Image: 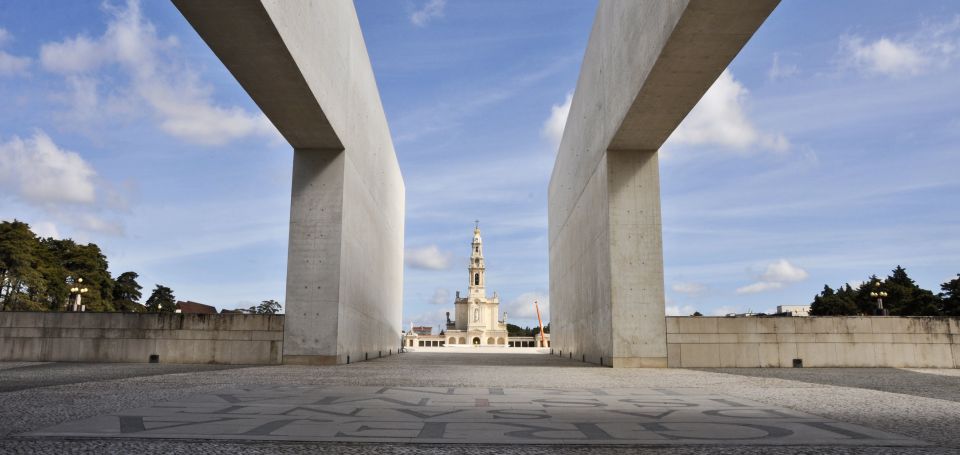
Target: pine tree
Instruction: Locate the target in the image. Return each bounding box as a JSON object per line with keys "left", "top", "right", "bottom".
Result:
{"left": 883, "top": 266, "right": 941, "bottom": 316}
{"left": 145, "top": 285, "right": 176, "bottom": 313}
{"left": 810, "top": 284, "right": 858, "bottom": 316}
{"left": 113, "top": 272, "right": 144, "bottom": 312}
{"left": 939, "top": 274, "right": 960, "bottom": 316}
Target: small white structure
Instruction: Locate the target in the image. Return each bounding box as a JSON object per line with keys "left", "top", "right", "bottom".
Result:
{"left": 777, "top": 305, "right": 811, "bottom": 316}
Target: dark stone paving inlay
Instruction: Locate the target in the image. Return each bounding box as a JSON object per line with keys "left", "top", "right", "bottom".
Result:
{"left": 24, "top": 386, "right": 924, "bottom": 445}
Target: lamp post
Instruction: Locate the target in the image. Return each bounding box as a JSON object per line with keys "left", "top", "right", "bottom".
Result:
{"left": 869, "top": 282, "right": 888, "bottom": 316}
{"left": 69, "top": 277, "right": 89, "bottom": 312}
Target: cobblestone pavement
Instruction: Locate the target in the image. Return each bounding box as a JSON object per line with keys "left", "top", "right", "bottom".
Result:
{"left": 1, "top": 352, "right": 958, "bottom": 454}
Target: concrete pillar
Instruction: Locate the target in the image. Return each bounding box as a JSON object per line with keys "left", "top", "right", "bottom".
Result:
{"left": 607, "top": 150, "right": 665, "bottom": 367}
{"left": 282, "top": 149, "right": 344, "bottom": 364}
{"left": 548, "top": 0, "right": 778, "bottom": 367}
{"left": 174, "top": 0, "right": 404, "bottom": 365}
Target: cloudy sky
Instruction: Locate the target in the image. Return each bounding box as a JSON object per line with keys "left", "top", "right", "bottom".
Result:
{"left": 1, "top": 1, "right": 958, "bottom": 330}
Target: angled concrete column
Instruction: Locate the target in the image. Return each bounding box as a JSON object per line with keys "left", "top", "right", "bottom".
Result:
{"left": 549, "top": 0, "right": 778, "bottom": 367}
{"left": 174, "top": 0, "right": 404, "bottom": 364}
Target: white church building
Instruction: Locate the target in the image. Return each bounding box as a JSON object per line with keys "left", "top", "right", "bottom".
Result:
{"left": 404, "top": 224, "right": 549, "bottom": 349}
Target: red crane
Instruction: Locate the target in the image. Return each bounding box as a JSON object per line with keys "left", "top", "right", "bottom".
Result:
{"left": 534, "top": 300, "right": 546, "bottom": 347}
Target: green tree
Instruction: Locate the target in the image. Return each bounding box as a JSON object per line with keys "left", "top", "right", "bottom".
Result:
{"left": 809, "top": 284, "right": 858, "bottom": 316}
{"left": 248, "top": 299, "right": 281, "bottom": 314}
{"left": 938, "top": 274, "right": 960, "bottom": 317}
{"left": 882, "top": 266, "right": 941, "bottom": 316}
{"left": 29, "top": 241, "right": 68, "bottom": 311}
{"left": 50, "top": 240, "right": 114, "bottom": 312}
{"left": 112, "top": 271, "right": 144, "bottom": 312}
{"left": 145, "top": 285, "right": 176, "bottom": 313}
{"left": 0, "top": 220, "right": 42, "bottom": 311}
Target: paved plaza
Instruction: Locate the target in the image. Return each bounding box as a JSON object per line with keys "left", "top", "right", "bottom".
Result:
{"left": 2, "top": 352, "right": 959, "bottom": 453}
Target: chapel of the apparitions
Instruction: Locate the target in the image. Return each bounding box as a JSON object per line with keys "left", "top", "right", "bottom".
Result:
{"left": 403, "top": 225, "right": 550, "bottom": 349}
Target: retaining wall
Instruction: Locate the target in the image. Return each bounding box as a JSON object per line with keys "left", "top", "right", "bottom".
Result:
{"left": 667, "top": 316, "right": 960, "bottom": 368}
{"left": 0, "top": 312, "right": 283, "bottom": 364}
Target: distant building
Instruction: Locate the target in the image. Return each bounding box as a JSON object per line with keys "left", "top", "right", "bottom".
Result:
{"left": 412, "top": 326, "right": 433, "bottom": 336}
{"left": 404, "top": 224, "right": 550, "bottom": 349}
{"left": 777, "top": 305, "right": 811, "bottom": 316}
{"left": 175, "top": 301, "right": 217, "bottom": 314}
{"left": 724, "top": 311, "right": 759, "bottom": 317}
{"left": 220, "top": 308, "right": 251, "bottom": 314}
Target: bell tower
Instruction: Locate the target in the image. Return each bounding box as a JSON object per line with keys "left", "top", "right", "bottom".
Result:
{"left": 468, "top": 220, "right": 485, "bottom": 299}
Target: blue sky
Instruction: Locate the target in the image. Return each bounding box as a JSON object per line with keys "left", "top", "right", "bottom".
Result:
{"left": 0, "top": 1, "right": 958, "bottom": 330}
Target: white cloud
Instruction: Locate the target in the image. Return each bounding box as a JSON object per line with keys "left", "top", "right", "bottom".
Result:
{"left": 0, "top": 28, "right": 30, "bottom": 76}
{"left": 411, "top": 0, "right": 446, "bottom": 27}
{"left": 735, "top": 281, "right": 783, "bottom": 294}
{"left": 38, "top": 0, "right": 278, "bottom": 146}
{"left": 671, "top": 282, "right": 706, "bottom": 296}
{"left": 736, "top": 259, "right": 808, "bottom": 294}
{"left": 429, "top": 288, "right": 450, "bottom": 305}
{"left": 32, "top": 221, "right": 61, "bottom": 239}
{"left": 761, "top": 259, "right": 809, "bottom": 283}
{"left": 502, "top": 292, "right": 549, "bottom": 322}
{"left": 0, "top": 131, "right": 129, "bottom": 237}
{"left": 76, "top": 213, "right": 125, "bottom": 236}
{"left": 839, "top": 16, "right": 960, "bottom": 78}
{"left": 0, "top": 131, "right": 97, "bottom": 205}
{"left": 40, "top": 35, "right": 104, "bottom": 74}
{"left": 405, "top": 245, "right": 452, "bottom": 270}
{"left": 841, "top": 36, "right": 926, "bottom": 77}
{"left": 768, "top": 52, "right": 798, "bottom": 81}
{"left": 541, "top": 92, "right": 572, "bottom": 148}
{"left": 668, "top": 70, "right": 789, "bottom": 153}
{"left": 0, "top": 51, "right": 30, "bottom": 76}
{"left": 665, "top": 304, "right": 698, "bottom": 316}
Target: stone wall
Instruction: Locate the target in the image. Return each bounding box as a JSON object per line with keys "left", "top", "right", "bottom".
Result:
{"left": 666, "top": 316, "right": 960, "bottom": 368}
{"left": 0, "top": 312, "right": 283, "bottom": 364}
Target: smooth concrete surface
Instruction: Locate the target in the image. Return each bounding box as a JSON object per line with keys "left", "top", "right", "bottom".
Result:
{"left": 548, "top": 0, "right": 779, "bottom": 367}
{"left": 5, "top": 353, "right": 958, "bottom": 453}
{"left": 666, "top": 316, "right": 960, "bottom": 368}
{"left": 174, "top": 1, "right": 404, "bottom": 365}
{"left": 0, "top": 312, "right": 283, "bottom": 364}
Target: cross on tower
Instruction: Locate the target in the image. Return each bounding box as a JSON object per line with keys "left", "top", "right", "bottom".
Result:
{"left": 474, "top": 219, "right": 479, "bottom": 230}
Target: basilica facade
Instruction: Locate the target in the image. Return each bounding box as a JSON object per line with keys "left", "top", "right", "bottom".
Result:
{"left": 443, "top": 224, "right": 509, "bottom": 345}
{"left": 404, "top": 225, "right": 550, "bottom": 348}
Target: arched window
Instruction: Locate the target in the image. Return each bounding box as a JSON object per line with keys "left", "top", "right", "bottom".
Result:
{"left": 475, "top": 247, "right": 478, "bottom": 253}
{"left": 474, "top": 273, "right": 479, "bottom": 286}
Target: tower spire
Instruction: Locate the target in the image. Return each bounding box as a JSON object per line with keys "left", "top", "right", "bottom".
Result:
{"left": 469, "top": 222, "right": 485, "bottom": 297}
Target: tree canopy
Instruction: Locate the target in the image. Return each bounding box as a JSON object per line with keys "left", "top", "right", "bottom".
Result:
{"left": 248, "top": 299, "right": 281, "bottom": 314}
{"left": 810, "top": 266, "right": 956, "bottom": 316}
{"left": 0, "top": 220, "right": 139, "bottom": 312}
{"left": 0, "top": 219, "right": 284, "bottom": 314}
{"left": 507, "top": 323, "right": 549, "bottom": 336}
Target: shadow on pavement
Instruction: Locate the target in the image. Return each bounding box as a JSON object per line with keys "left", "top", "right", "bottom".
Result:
{"left": 700, "top": 367, "right": 960, "bottom": 402}
{"left": 0, "top": 362, "right": 248, "bottom": 393}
